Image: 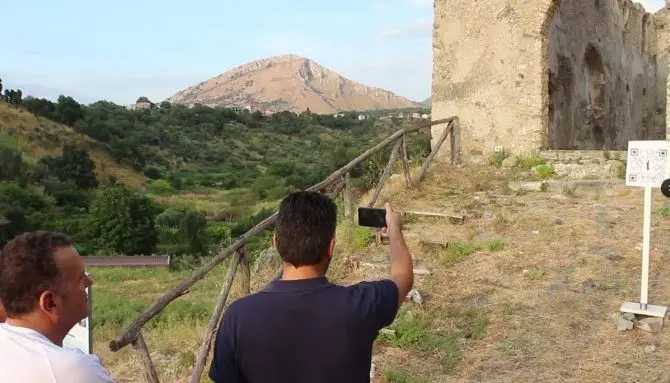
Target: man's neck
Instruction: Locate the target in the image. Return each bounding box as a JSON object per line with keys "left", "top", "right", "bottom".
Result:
{"left": 280, "top": 264, "right": 325, "bottom": 281}
{"left": 6, "top": 315, "right": 66, "bottom": 346}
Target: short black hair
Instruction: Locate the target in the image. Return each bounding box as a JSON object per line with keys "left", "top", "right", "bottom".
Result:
{"left": 0, "top": 231, "right": 72, "bottom": 316}
{"left": 275, "top": 191, "right": 337, "bottom": 267}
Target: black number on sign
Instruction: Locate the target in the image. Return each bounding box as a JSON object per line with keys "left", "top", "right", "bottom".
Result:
{"left": 647, "top": 161, "right": 650, "bottom": 171}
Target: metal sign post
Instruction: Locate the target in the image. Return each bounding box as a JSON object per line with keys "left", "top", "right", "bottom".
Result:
{"left": 620, "top": 141, "right": 669, "bottom": 318}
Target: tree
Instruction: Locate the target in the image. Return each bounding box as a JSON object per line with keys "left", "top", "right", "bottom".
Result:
{"left": 4, "top": 89, "right": 22, "bottom": 106}
{"left": 21, "top": 96, "right": 57, "bottom": 120}
{"left": 88, "top": 184, "right": 157, "bottom": 255}
{"left": 12, "top": 89, "right": 21, "bottom": 106}
{"left": 0, "top": 77, "right": 3, "bottom": 98}
{"left": 0, "top": 146, "right": 22, "bottom": 181}
{"left": 58, "top": 144, "right": 98, "bottom": 189}
{"left": 180, "top": 211, "right": 208, "bottom": 257}
{"left": 0, "top": 182, "right": 51, "bottom": 246}
{"left": 37, "top": 144, "right": 98, "bottom": 189}
{"left": 56, "top": 95, "right": 83, "bottom": 126}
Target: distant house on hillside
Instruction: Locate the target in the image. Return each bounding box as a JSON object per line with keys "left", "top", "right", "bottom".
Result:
{"left": 135, "top": 97, "right": 155, "bottom": 109}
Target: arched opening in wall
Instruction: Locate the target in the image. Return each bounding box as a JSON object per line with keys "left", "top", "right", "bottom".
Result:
{"left": 540, "top": 0, "right": 560, "bottom": 149}
{"left": 541, "top": 0, "right": 625, "bottom": 150}
{"left": 583, "top": 43, "right": 607, "bottom": 149}
{"left": 540, "top": 0, "right": 667, "bottom": 153}
{"left": 542, "top": 0, "right": 579, "bottom": 149}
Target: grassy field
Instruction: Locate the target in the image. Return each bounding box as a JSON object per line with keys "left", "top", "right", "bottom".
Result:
{"left": 90, "top": 158, "right": 670, "bottom": 382}
{"left": 90, "top": 264, "right": 228, "bottom": 382}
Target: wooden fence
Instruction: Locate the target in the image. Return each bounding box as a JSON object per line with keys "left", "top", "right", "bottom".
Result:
{"left": 107, "top": 116, "right": 460, "bottom": 383}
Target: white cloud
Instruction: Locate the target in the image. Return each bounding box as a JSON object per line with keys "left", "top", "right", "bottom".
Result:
{"left": 377, "top": 19, "right": 433, "bottom": 41}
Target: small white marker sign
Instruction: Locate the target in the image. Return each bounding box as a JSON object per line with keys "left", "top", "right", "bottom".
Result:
{"left": 625, "top": 140, "right": 670, "bottom": 188}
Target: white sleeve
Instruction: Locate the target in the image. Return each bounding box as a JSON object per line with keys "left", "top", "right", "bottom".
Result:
{"left": 63, "top": 353, "right": 117, "bottom": 383}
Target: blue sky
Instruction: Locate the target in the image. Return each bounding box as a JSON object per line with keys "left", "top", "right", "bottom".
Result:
{"left": 1, "top": 0, "right": 665, "bottom": 105}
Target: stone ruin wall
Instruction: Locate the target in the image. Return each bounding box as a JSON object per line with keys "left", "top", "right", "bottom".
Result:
{"left": 431, "top": 0, "right": 670, "bottom": 164}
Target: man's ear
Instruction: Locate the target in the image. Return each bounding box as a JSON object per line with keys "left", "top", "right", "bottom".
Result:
{"left": 0, "top": 301, "right": 7, "bottom": 323}
{"left": 327, "top": 237, "right": 336, "bottom": 258}
{"left": 38, "top": 290, "right": 59, "bottom": 321}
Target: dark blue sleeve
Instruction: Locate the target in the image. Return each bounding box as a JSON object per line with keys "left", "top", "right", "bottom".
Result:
{"left": 349, "top": 279, "right": 400, "bottom": 329}
{"left": 209, "top": 310, "right": 246, "bottom": 383}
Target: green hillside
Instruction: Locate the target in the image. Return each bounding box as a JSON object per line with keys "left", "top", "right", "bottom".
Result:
{"left": 0, "top": 88, "right": 432, "bottom": 264}
{"left": 0, "top": 102, "right": 146, "bottom": 188}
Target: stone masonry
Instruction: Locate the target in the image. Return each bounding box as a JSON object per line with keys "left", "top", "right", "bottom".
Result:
{"left": 431, "top": 0, "right": 670, "bottom": 164}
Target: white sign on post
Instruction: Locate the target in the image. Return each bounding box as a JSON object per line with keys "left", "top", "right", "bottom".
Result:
{"left": 63, "top": 277, "right": 92, "bottom": 354}
{"left": 621, "top": 140, "right": 670, "bottom": 318}
{"left": 625, "top": 141, "right": 669, "bottom": 188}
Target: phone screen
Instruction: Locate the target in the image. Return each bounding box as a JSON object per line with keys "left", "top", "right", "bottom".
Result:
{"left": 358, "top": 207, "right": 386, "bottom": 228}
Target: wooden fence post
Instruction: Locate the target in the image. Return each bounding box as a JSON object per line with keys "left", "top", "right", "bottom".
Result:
{"left": 368, "top": 139, "right": 402, "bottom": 208}
{"left": 331, "top": 178, "right": 345, "bottom": 198}
{"left": 401, "top": 134, "right": 411, "bottom": 187}
{"left": 238, "top": 246, "right": 250, "bottom": 295}
{"left": 344, "top": 172, "right": 353, "bottom": 224}
{"left": 132, "top": 332, "right": 160, "bottom": 383}
{"left": 413, "top": 120, "right": 453, "bottom": 184}
{"left": 450, "top": 118, "right": 461, "bottom": 165}
{"left": 189, "top": 251, "right": 242, "bottom": 383}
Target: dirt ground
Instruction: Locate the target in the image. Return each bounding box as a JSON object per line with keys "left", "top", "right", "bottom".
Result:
{"left": 347, "top": 164, "right": 670, "bottom": 383}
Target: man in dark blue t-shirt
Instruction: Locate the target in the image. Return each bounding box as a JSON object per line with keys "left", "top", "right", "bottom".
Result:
{"left": 209, "top": 191, "right": 414, "bottom": 383}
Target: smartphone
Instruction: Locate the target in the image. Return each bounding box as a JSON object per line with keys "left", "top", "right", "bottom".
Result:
{"left": 358, "top": 207, "right": 386, "bottom": 228}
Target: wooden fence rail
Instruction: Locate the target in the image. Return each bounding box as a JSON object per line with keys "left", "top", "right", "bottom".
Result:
{"left": 108, "top": 116, "right": 459, "bottom": 382}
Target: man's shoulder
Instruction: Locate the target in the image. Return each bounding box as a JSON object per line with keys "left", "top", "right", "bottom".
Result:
{"left": 222, "top": 290, "right": 269, "bottom": 318}
{"left": 0, "top": 324, "right": 116, "bottom": 382}
{"left": 56, "top": 349, "right": 117, "bottom": 382}
{"left": 35, "top": 343, "right": 115, "bottom": 382}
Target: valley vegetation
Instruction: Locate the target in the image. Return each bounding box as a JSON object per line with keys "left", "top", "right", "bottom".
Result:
{"left": 0, "top": 78, "right": 431, "bottom": 267}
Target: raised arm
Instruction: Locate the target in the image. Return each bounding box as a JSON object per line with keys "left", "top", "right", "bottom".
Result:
{"left": 384, "top": 203, "right": 414, "bottom": 308}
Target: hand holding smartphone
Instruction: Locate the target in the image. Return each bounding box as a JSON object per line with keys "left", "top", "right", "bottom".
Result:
{"left": 359, "top": 203, "right": 413, "bottom": 307}
{"left": 357, "top": 207, "right": 387, "bottom": 228}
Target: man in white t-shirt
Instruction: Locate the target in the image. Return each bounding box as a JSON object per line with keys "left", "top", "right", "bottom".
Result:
{"left": 0, "top": 231, "right": 116, "bottom": 382}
